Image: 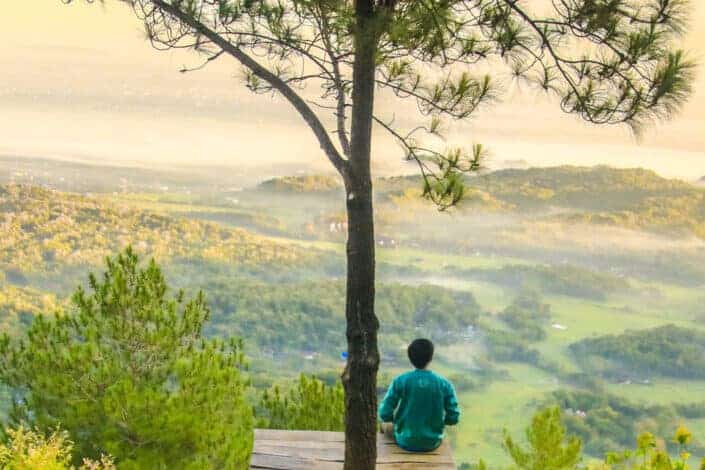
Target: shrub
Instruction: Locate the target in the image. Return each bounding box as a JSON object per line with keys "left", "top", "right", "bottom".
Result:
{"left": 0, "top": 427, "right": 113, "bottom": 470}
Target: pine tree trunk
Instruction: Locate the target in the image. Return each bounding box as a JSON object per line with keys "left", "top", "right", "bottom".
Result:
{"left": 342, "top": 0, "right": 380, "bottom": 467}
{"left": 342, "top": 175, "right": 379, "bottom": 470}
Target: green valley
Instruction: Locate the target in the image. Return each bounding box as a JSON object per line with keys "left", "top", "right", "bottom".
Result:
{"left": 2, "top": 161, "right": 705, "bottom": 468}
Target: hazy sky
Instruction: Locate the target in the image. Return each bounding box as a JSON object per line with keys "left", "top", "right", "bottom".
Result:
{"left": 2, "top": 1, "right": 704, "bottom": 179}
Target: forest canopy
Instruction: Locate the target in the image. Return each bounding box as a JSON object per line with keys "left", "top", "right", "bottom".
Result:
{"left": 570, "top": 325, "right": 705, "bottom": 380}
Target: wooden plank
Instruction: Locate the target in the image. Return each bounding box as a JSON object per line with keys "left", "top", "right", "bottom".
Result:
{"left": 254, "top": 429, "right": 345, "bottom": 442}
{"left": 254, "top": 440, "right": 345, "bottom": 451}
{"left": 250, "top": 453, "right": 342, "bottom": 470}
{"left": 253, "top": 444, "right": 344, "bottom": 462}
{"left": 378, "top": 442, "right": 450, "bottom": 456}
{"left": 251, "top": 430, "right": 345, "bottom": 470}
{"left": 377, "top": 463, "right": 456, "bottom": 469}
{"left": 377, "top": 433, "right": 454, "bottom": 463}
{"left": 377, "top": 455, "right": 455, "bottom": 464}
{"left": 250, "top": 429, "right": 455, "bottom": 469}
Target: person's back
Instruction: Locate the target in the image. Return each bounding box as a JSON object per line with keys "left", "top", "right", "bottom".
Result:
{"left": 378, "top": 339, "right": 460, "bottom": 452}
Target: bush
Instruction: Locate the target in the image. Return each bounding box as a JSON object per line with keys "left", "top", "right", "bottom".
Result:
{"left": 0, "top": 427, "right": 113, "bottom": 470}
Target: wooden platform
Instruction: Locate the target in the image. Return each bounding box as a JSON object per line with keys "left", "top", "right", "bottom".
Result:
{"left": 250, "top": 429, "right": 455, "bottom": 469}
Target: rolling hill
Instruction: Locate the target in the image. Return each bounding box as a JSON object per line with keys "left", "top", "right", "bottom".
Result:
{"left": 259, "top": 166, "right": 705, "bottom": 239}
{"left": 0, "top": 184, "right": 323, "bottom": 278}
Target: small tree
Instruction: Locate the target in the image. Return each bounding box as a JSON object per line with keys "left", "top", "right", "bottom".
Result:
{"left": 503, "top": 406, "right": 582, "bottom": 470}
{"left": 257, "top": 374, "right": 345, "bottom": 431}
{"left": 0, "top": 248, "right": 253, "bottom": 469}
{"left": 61, "top": 0, "right": 694, "bottom": 467}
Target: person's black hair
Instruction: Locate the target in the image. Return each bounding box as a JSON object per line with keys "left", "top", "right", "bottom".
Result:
{"left": 407, "top": 338, "right": 434, "bottom": 369}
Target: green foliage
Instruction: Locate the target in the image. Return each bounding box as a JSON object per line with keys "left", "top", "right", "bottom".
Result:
{"left": 498, "top": 292, "right": 551, "bottom": 342}
{"left": 599, "top": 426, "right": 697, "bottom": 470}
{"left": 484, "top": 328, "right": 541, "bottom": 364}
{"left": 503, "top": 406, "right": 582, "bottom": 470}
{"left": 477, "top": 166, "right": 705, "bottom": 240}
{"left": 0, "top": 284, "right": 62, "bottom": 337}
{"left": 203, "top": 280, "right": 480, "bottom": 352}
{"left": 0, "top": 249, "right": 253, "bottom": 469}
{"left": 421, "top": 145, "right": 486, "bottom": 210}
{"left": 258, "top": 175, "right": 343, "bottom": 193}
{"left": 470, "top": 167, "right": 696, "bottom": 212}
{"left": 505, "top": 408, "right": 705, "bottom": 470}
{"left": 470, "top": 264, "right": 630, "bottom": 301}
{"left": 0, "top": 427, "right": 114, "bottom": 470}
{"left": 0, "top": 184, "right": 320, "bottom": 277}
{"left": 552, "top": 390, "right": 705, "bottom": 458}
{"left": 570, "top": 325, "right": 705, "bottom": 380}
{"left": 0, "top": 387, "right": 9, "bottom": 424}
{"left": 257, "top": 375, "right": 344, "bottom": 431}
{"left": 374, "top": 166, "right": 705, "bottom": 243}
{"left": 481, "top": 293, "right": 563, "bottom": 374}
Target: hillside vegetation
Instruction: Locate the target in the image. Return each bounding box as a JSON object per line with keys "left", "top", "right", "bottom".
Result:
{"left": 571, "top": 325, "right": 705, "bottom": 380}
{"left": 0, "top": 184, "right": 321, "bottom": 275}
{"left": 3, "top": 163, "right": 705, "bottom": 467}
{"left": 202, "top": 281, "right": 480, "bottom": 352}
{"left": 258, "top": 175, "right": 343, "bottom": 193}
{"left": 261, "top": 166, "right": 705, "bottom": 239}
{"left": 0, "top": 284, "right": 62, "bottom": 337}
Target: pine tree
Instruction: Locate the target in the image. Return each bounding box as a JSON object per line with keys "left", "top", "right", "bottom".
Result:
{"left": 0, "top": 248, "right": 253, "bottom": 469}
{"left": 257, "top": 374, "right": 345, "bottom": 431}
{"left": 503, "top": 406, "right": 582, "bottom": 470}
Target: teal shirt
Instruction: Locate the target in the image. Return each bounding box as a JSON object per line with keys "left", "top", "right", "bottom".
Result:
{"left": 378, "top": 369, "right": 460, "bottom": 452}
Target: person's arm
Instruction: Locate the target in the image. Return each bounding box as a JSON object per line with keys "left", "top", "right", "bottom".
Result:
{"left": 443, "top": 381, "right": 460, "bottom": 426}
{"left": 378, "top": 378, "right": 401, "bottom": 423}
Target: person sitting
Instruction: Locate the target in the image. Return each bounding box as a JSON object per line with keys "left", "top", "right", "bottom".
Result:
{"left": 378, "top": 338, "right": 460, "bottom": 452}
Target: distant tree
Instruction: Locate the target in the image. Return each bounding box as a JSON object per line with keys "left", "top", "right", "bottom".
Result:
{"left": 257, "top": 374, "right": 345, "bottom": 431}
{"left": 62, "top": 0, "right": 694, "bottom": 466}
{"left": 570, "top": 324, "right": 705, "bottom": 380}
{"left": 503, "top": 406, "right": 582, "bottom": 470}
{"left": 0, "top": 249, "right": 253, "bottom": 469}
{"left": 499, "top": 291, "right": 550, "bottom": 342}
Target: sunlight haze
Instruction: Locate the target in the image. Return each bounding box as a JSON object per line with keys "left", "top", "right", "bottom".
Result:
{"left": 2, "top": 0, "right": 704, "bottom": 179}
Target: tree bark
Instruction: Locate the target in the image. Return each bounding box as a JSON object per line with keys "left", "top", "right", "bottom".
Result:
{"left": 342, "top": 0, "right": 380, "bottom": 468}
{"left": 342, "top": 175, "right": 378, "bottom": 470}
